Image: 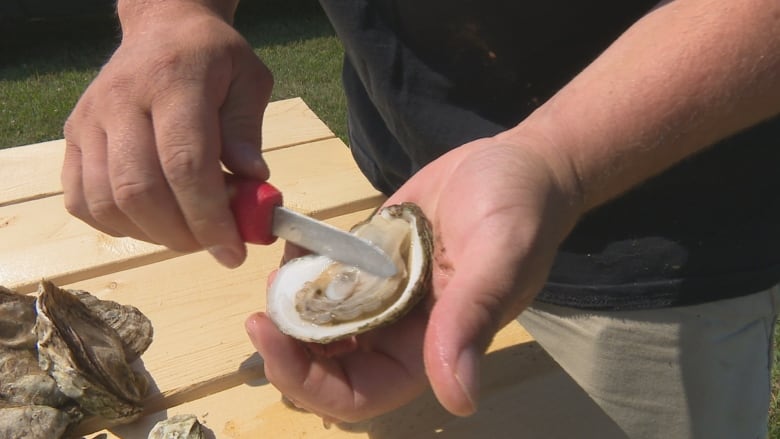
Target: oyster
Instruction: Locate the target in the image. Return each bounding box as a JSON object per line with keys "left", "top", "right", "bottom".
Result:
{"left": 267, "top": 203, "right": 433, "bottom": 343}
{"left": 36, "top": 280, "right": 150, "bottom": 420}
{"left": 0, "top": 404, "right": 73, "bottom": 439}
{"left": 0, "top": 281, "right": 154, "bottom": 438}
{"left": 148, "top": 414, "right": 205, "bottom": 439}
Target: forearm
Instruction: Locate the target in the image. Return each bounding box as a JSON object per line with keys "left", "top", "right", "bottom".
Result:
{"left": 117, "top": 0, "right": 240, "bottom": 34}
{"left": 507, "top": 0, "right": 780, "bottom": 212}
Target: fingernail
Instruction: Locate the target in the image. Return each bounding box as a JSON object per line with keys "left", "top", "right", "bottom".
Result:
{"left": 245, "top": 313, "right": 261, "bottom": 343}
{"left": 208, "top": 245, "right": 243, "bottom": 269}
{"left": 455, "top": 346, "right": 480, "bottom": 415}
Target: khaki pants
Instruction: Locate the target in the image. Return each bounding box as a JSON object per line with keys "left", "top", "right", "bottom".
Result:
{"left": 518, "top": 285, "right": 780, "bottom": 439}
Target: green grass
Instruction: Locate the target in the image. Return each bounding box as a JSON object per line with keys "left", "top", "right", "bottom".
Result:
{"left": 2, "top": 3, "right": 780, "bottom": 436}
{"left": 0, "top": 0, "right": 347, "bottom": 149}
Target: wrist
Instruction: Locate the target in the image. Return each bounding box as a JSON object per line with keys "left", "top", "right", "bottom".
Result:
{"left": 494, "top": 123, "right": 586, "bottom": 237}
{"left": 117, "top": 0, "right": 239, "bottom": 35}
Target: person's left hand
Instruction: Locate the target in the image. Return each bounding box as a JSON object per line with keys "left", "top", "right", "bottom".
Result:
{"left": 245, "top": 133, "right": 583, "bottom": 422}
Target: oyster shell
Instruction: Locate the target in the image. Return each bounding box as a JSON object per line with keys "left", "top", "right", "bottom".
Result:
{"left": 267, "top": 203, "right": 433, "bottom": 343}
{"left": 36, "top": 280, "right": 150, "bottom": 420}
{"left": 0, "top": 404, "right": 73, "bottom": 439}
{"left": 0, "top": 286, "right": 37, "bottom": 349}
{"left": 148, "top": 414, "right": 205, "bottom": 439}
{"left": 0, "top": 281, "right": 154, "bottom": 438}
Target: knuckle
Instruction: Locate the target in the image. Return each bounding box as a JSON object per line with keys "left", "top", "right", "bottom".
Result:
{"left": 160, "top": 147, "right": 200, "bottom": 187}
{"left": 112, "top": 179, "right": 154, "bottom": 213}
{"left": 147, "top": 51, "right": 187, "bottom": 85}
{"left": 63, "top": 194, "right": 87, "bottom": 219}
{"left": 63, "top": 116, "right": 77, "bottom": 140}
{"left": 145, "top": 51, "right": 204, "bottom": 99}
{"left": 88, "top": 197, "right": 122, "bottom": 225}
{"left": 105, "top": 71, "right": 135, "bottom": 97}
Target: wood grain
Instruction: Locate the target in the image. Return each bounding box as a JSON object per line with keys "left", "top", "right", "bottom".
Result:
{"left": 0, "top": 97, "right": 334, "bottom": 207}
{"left": 0, "top": 97, "right": 613, "bottom": 439}
{"left": 0, "top": 138, "right": 382, "bottom": 293}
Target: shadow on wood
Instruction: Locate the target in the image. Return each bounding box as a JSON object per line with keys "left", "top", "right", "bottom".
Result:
{"left": 337, "top": 341, "right": 628, "bottom": 439}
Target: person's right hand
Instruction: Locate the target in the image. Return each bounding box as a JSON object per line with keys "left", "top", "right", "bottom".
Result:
{"left": 62, "top": 2, "right": 273, "bottom": 268}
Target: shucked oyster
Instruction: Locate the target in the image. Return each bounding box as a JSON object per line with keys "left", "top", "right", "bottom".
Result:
{"left": 267, "top": 203, "right": 433, "bottom": 343}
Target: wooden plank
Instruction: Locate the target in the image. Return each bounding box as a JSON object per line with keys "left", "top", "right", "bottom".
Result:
{"left": 54, "top": 210, "right": 595, "bottom": 439}
{"left": 0, "top": 138, "right": 65, "bottom": 206}
{"left": 81, "top": 325, "right": 620, "bottom": 439}
{"left": 0, "top": 97, "right": 335, "bottom": 207}
{"left": 265, "top": 138, "right": 386, "bottom": 220}
{"left": 0, "top": 138, "right": 383, "bottom": 293}
{"left": 60, "top": 210, "right": 373, "bottom": 420}
{"left": 81, "top": 323, "right": 536, "bottom": 439}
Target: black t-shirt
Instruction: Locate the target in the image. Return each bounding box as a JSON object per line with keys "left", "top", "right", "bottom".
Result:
{"left": 318, "top": 0, "right": 780, "bottom": 309}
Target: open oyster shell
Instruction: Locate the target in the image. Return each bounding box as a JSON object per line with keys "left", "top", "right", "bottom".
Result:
{"left": 267, "top": 203, "right": 433, "bottom": 343}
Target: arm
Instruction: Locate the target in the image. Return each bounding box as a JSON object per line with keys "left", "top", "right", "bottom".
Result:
{"left": 62, "top": 0, "right": 273, "bottom": 267}
{"left": 511, "top": 0, "right": 780, "bottom": 211}
{"left": 247, "top": 0, "right": 780, "bottom": 421}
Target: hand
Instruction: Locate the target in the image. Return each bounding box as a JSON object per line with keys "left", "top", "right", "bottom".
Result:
{"left": 62, "top": 3, "right": 273, "bottom": 268}
{"left": 246, "top": 133, "right": 584, "bottom": 421}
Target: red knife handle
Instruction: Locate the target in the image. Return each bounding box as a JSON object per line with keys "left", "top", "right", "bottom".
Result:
{"left": 228, "top": 177, "right": 283, "bottom": 245}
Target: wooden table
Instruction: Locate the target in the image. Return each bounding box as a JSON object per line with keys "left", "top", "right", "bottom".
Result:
{"left": 0, "top": 98, "right": 624, "bottom": 438}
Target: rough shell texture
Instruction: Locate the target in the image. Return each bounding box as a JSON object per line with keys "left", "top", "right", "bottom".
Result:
{"left": 0, "top": 404, "right": 72, "bottom": 439}
{"left": 36, "top": 280, "right": 150, "bottom": 420}
{"left": 267, "top": 202, "right": 433, "bottom": 343}
{"left": 0, "top": 281, "right": 154, "bottom": 438}
{"left": 147, "top": 414, "right": 205, "bottom": 439}
{"left": 0, "top": 286, "right": 37, "bottom": 349}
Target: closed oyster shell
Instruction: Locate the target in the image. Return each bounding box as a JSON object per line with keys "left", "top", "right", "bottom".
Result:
{"left": 148, "top": 414, "right": 205, "bottom": 439}
{"left": 35, "top": 280, "right": 149, "bottom": 420}
{"left": 67, "top": 289, "right": 153, "bottom": 362}
{"left": 0, "top": 281, "right": 155, "bottom": 438}
{"left": 0, "top": 404, "right": 73, "bottom": 439}
{"left": 0, "top": 286, "right": 37, "bottom": 349}
{"left": 0, "top": 347, "right": 69, "bottom": 408}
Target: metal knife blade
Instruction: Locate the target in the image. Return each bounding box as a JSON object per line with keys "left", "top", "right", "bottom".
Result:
{"left": 271, "top": 207, "right": 397, "bottom": 278}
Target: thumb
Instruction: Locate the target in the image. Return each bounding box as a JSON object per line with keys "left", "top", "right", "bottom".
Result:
{"left": 423, "top": 269, "right": 507, "bottom": 417}
{"left": 219, "top": 62, "right": 273, "bottom": 180}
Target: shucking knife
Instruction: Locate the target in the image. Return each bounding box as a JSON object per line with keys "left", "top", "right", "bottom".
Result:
{"left": 228, "top": 177, "right": 397, "bottom": 278}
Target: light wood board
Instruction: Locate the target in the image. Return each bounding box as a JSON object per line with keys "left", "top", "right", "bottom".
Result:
{"left": 0, "top": 97, "right": 334, "bottom": 207}
{"left": 0, "top": 97, "right": 618, "bottom": 439}
{"left": 0, "top": 138, "right": 383, "bottom": 293}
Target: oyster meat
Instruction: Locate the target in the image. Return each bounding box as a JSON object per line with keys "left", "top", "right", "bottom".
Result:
{"left": 0, "top": 281, "right": 154, "bottom": 438}
{"left": 267, "top": 203, "right": 433, "bottom": 343}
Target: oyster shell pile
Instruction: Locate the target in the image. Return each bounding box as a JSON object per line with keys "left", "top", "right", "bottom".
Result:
{"left": 0, "top": 281, "right": 153, "bottom": 438}
{"left": 267, "top": 203, "right": 433, "bottom": 343}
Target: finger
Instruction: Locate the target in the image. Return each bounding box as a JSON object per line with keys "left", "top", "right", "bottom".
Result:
{"left": 247, "top": 311, "right": 426, "bottom": 422}
{"left": 245, "top": 312, "right": 317, "bottom": 395}
{"left": 303, "top": 337, "right": 358, "bottom": 358}
{"left": 153, "top": 89, "right": 246, "bottom": 268}
{"left": 106, "top": 108, "right": 199, "bottom": 251}
{"left": 265, "top": 269, "right": 278, "bottom": 289}
{"left": 422, "top": 237, "right": 520, "bottom": 417}
{"left": 62, "top": 131, "right": 105, "bottom": 231}
{"left": 77, "top": 125, "right": 149, "bottom": 240}
{"left": 219, "top": 59, "right": 273, "bottom": 181}
{"left": 281, "top": 242, "right": 311, "bottom": 264}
